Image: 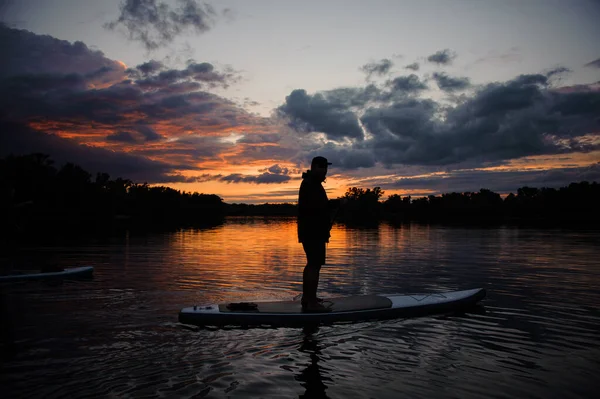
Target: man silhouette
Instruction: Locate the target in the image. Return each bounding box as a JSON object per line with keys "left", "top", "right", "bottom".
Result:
{"left": 297, "top": 156, "right": 334, "bottom": 312}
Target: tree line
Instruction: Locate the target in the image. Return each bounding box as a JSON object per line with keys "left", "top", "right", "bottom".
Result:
{"left": 1, "top": 154, "right": 598, "bottom": 244}
{"left": 339, "top": 184, "right": 600, "bottom": 226}
{"left": 1, "top": 154, "right": 225, "bottom": 241}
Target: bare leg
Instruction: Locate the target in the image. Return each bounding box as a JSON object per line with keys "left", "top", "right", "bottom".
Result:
{"left": 302, "top": 263, "right": 321, "bottom": 302}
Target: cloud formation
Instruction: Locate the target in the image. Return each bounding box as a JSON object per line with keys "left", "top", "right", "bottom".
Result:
{"left": 279, "top": 70, "right": 600, "bottom": 170}
{"left": 220, "top": 171, "right": 292, "bottom": 184}
{"left": 0, "top": 24, "right": 283, "bottom": 183}
{"left": 277, "top": 89, "right": 365, "bottom": 142}
{"left": 188, "top": 163, "right": 297, "bottom": 185}
{"left": 390, "top": 163, "right": 600, "bottom": 195}
{"left": 0, "top": 23, "right": 126, "bottom": 85}
{"left": 404, "top": 62, "right": 420, "bottom": 71}
{"left": 431, "top": 72, "right": 470, "bottom": 92}
{"left": 585, "top": 57, "right": 600, "bottom": 68}
{"left": 387, "top": 74, "right": 428, "bottom": 93}
{"left": 360, "top": 59, "right": 393, "bottom": 78}
{"left": 128, "top": 59, "right": 240, "bottom": 90}
{"left": 0, "top": 120, "right": 181, "bottom": 182}
{"left": 104, "top": 0, "right": 217, "bottom": 51}
{"left": 427, "top": 49, "right": 457, "bottom": 65}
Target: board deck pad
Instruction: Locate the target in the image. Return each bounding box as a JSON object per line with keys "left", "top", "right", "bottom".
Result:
{"left": 219, "top": 295, "right": 393, "bottom": 314}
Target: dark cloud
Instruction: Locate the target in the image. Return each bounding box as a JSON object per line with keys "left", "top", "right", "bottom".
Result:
{"left": 361, "top": 98, "right": 438, "bottom": 161}
{"left": 262, "top": 164, "right": 292, "bottom": 175}
{"left": 237, "top": 133, "right": 281, "bottom": 144}
{"left": 220, "top": 172, "right": 292, "bottom": 184}
{"left": 0, "top": 120, "right": 179, "bottom": 182}
{"left": 372, "top": 74, "right": 599, "bottom": 166}
{"left": 0, "top": 24, "right": 272, "bottom": 183}
{"left": 277, "top": 89, "right": 364, "bottom": 141}
{"left": 107, "top": 126, "right": 163, "bottom": 144}
{"left": 390, "top": 163, "right": 600, "bottom": 194}
{"left": 545, "top": 67, "right": 571, "bottom": 78}
{"left": 282, "top": 72, "right": 600, "bottom": 169}
{"left": 404, "top": 62, "right": 420, "bottom": 71}
{"left": 427, "top": 49, "right": 457, "bottom": 65}
{"left": 387, "top": 74, "right": 428, "bottom": 93}
{"left": 0, "top": 23, "right": 126, "bottom": 81}
{"left": 584, "top": 57, "right": 600, "bottom": 68}
{"left": 104, "top": 0, "right": 217, "bottom": 51}
{"left": 107, "top": 131, "right": 137, "bottom": 143}
{"left": 127, "top": 60, "right": 165, "bottom": 78}
{"left": 432, "top": 72, "right": 470, "bottom": 92}
{"left": 360, "top": 59, "right": 393, "bottom": 78}
{"left": 232, "top": 143, "right": 298, "bottom": 163}
{"left": 132, "top": 61, "right": 238, "bottom": 90}
{"left": 136, "top": 125, "right": 162, "bottom": 141}
{"left": 276, "top": 80, "right": 415, "bottom": 139}
{"left": 0, "top": 50, "right": 242, "bottom": 126}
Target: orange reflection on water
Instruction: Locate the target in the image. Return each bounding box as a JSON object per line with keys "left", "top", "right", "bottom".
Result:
{"left": 171, "top": 217, "right": 310, "bottom": 300}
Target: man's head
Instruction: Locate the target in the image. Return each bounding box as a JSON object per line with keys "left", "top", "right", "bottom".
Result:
{"left": 310, "top": 156, "right": 331, "bottom": 181}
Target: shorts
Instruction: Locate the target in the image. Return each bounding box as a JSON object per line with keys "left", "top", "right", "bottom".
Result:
{"left": 302, "top": 241, "right": 326, "bottom": 266}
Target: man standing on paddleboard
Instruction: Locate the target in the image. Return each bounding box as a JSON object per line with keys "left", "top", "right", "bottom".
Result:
{"left": 297, "top": 156, "right": 339, "bottom": 312}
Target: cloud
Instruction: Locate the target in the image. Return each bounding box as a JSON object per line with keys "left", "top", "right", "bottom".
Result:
{"left": 390, "top": 163, "right": 600, "bottom": 195}
{"left": 427, "top": 49, "right": 457, "bottom": 65}
{"left": 360, "top": 59, "right": 393, "bottom": 78}
{"left": 0, "top": 23, "right": 126, "bottom": 84}
{"left": 104, "top": 0, "right": 217, "bottom": 51}
{"left": 107, "top": 131, "right": 137, "bottom": 143}
{"left": 0, "top": 25, "right": 280, "bottom": 183}
{"left": 545, "top": 67, "right": 571, "bottom": 78}
{"left": 584, "top": 57, "right": 600, "bottom": 68}
{"left": 220, "top": 172, "right": 292, "bottom": 184}
{"left": 136, "top": 125, "right": 162, "bottom": 141}
{"left": 474, "top": 47, "right": 523, "bottom": 67}
{"left": 276, "top": 89, "right": 365, "bottom": 141}
{"left": 0, "top": 120, "right": 180, "bottom": 182}
{"left": 0, "top": 27, "right": 246, "bottom": 127}
{"left": 261, "top": 164, "right": 293, "bottom": 175}
{"left": 432, "top": 72, "right": 470, "bottom": 92}
{"left": 237, "top": 133, "right": 281, "bottom": 144}
{"left": 130, "top": 60, "right": 240, "bottom": 90}
{"left": 128, "top": 60, "right": 165, "bottom": 77}
{"left": 281, "top": 72, "right": 600, "bottom": 169}
{"left": 387, "top": 74, "right": 428, "bottom": 93}
{"left": 200, "top": 163, "right": 301, "bottom": 185}
{"left": 404, "top": 62, "right": 420, "bottom": 71}
{"left": 106, "top": 126, "right": 163, "bottom": 144}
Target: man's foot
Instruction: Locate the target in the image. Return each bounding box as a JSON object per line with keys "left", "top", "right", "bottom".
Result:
{"left": 301, "top": 300, "right": 331, "bottom": 313}
{"left": 301, "top": 296, "right": 324, "bottom": 306}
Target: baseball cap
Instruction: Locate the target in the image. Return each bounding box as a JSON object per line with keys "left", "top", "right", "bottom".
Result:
{"left": 311, "top": 156, "right": 332, "bottom": 168}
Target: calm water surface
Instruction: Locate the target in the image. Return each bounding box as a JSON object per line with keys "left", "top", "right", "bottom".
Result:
{"left": 1, "top": 218, "right": 600, "bottom": 398}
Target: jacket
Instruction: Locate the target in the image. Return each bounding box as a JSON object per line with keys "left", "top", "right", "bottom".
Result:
{"left": 297, "top": 170, "right": 331, "bottom": 243}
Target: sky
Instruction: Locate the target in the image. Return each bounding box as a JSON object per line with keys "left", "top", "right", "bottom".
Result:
{"left": 0, "top": 0, "right": 599, "bottom": 203}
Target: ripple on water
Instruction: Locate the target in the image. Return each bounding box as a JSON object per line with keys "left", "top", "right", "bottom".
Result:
{"left": 1, "top": 221, "right": 599, "bottom": 398}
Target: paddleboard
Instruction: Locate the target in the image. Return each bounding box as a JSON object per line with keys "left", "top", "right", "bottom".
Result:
{"left": 0, "top": 266, "right": 94, "bottom": 282}
{"left": 179, "top": 288, "right": 486, "bottom": 327}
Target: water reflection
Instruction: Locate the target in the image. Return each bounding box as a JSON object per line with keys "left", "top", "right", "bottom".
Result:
{"left": 296, "top": 326, "right": 330, "bottom": 399}
{"left": 1, "top": 219, "right": 600, "bottom": 398}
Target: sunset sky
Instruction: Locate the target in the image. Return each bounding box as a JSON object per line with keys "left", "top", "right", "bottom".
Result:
{"left": 1, "top": 0, "right": 599, "bottom": 203}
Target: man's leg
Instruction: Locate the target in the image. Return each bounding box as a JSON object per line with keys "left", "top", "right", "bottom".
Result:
{"left": 301, "top": 242, "right": 329, "bottom": 311}
{"left": 302, "top": 262, "right": 321, "bottom": 303}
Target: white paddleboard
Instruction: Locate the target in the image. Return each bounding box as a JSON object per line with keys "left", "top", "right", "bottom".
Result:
{"left": 0, "top": 266, "right": 94, "bottom": 282}
{"left": 179, "top": 288, "right": 486, "bottom": 327}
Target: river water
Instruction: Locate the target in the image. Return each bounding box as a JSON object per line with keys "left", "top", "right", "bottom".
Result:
{"left": 1, "top": 218, "right": 599, "bottom": 398}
